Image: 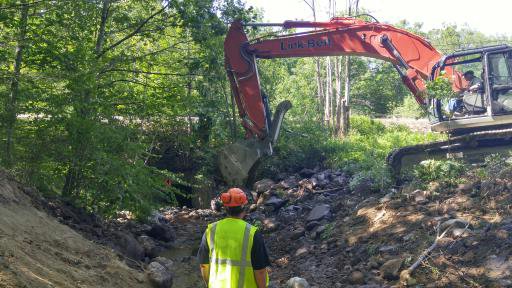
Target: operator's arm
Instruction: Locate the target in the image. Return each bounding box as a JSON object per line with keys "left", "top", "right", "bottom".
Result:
{"left": 251, "top": 231, "right": 271, "bottom": 287}
{"left": 197, "top": 231, "right": 210, "bottom": 286}
{"left": 254, "top": 268, "right": 268, "bottom": 288}
{"left": 200, "top": 264, "right": 210, "bottom": 285}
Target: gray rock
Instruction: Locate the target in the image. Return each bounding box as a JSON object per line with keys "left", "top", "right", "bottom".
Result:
{"left": 290, "top": 227, "right": 305, "bottom": 240}
{"left": 262, "top": 218, "right": 279, "bottom": 232}
{"left": 312, "top": 225, "right": 326, "bottom": 240}
{"left": 299, "top": 168, "right": 315, "bottom": 178}
{"left": 456, "top": 182, "right": 474, "bottom": 193}
{"left": 379, "top": 192, "right": 394, "bottom": 204}
{"left": 264, "top": 196, "right": 288, "bottom": 211}
{"left": 286, "top": 277, "right": 310, "bottom": 288}
{"left": 147, "top": 223, "right": 176, "bottom": 242}
{"left": 305, "top": 221, "right": 319, "bottom": 231}
{"left": 147, "top": 261, "right": 173, "bottom": 288}
{"left": 332, "top": 175, "right": 347, "bottom": 186}
{"left": 138, "top": 235, "right": 163, "bottom": 259}
{"left": 349, "top": 271, "right": 365, "bottom": 284}
{"left": 279, "top": 176, "right": 299, "bottom": 189}
{"left": 294, "top": 246, "right": 309, "bottom": 257}
{"left": 114, "top": 231, "right": 145, "bottom": 260}
{"left": 380, "top": 258, "right": 402, "bottom": 280}
{"left": 153, "top": 257, "right": 174, "bottom": 272}
{"left": 278, "top": 205, "right": 302, "bottom": 224}
{"left": 306, "top": 204, "right": 331, "bottom": 222}
{"left": 378, "top": 245, "right": 398, "bottom": 254}
{"left": 253, "top": 179, "right": 275, "bottom": 193}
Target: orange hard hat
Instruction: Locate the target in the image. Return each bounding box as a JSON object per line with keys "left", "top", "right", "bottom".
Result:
{"left": 220, "top": 188, "right": 248, "bottom": 207}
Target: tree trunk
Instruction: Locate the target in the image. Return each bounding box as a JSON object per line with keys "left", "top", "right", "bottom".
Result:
{"left": 324, "top": 57, "right": 333, "bottom": 126}
{"left": 95, "top": 0, "right": 110, "bottom": 54}
{"left": 4, "top": 0, "right": 29, "bottom": 168}
{"left": 342, "top": 55, "right": 351, "bottom": 136}
{"left": 334, "top": 57, "right": 342, "bottom": 135}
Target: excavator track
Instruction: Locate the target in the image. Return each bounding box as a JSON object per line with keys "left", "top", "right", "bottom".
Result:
{"left": 387, "top": 128, "right": 512, "bottom": 179}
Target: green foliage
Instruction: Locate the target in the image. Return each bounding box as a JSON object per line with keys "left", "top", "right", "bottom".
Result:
{"left": 392, "top": 95, "right": 428, "bottom": 118}
{"left": 0, "top": 0, "right": 256, "bottom": 219}
{"left": 320, "top": 222, "right": 335, "bottom": 240}
{"left": 259, "top": 115, "right": 443, "bottom": 192}
{"left": 413, "top": 159, "right": 466, "bottom": 185}
{"left": 478, "top": 153, "right": 512, "bottom": 179}
{"left": 426, "top": 75, "right": 457, "bottom": 101}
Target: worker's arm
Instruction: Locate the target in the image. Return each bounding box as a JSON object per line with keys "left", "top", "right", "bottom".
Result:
{"left": 253, "top": 268, "right": 267, "bottom": 288}
{"left": 200, "top": 264, "right": 210, "bottom": 285}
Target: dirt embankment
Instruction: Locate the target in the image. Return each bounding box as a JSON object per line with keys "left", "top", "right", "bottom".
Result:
{"left": 0, "top": 171, "right": 150, "bottom": 288}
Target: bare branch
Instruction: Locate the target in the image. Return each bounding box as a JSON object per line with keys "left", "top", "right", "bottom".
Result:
{"left": 302, "top": 0, "right": 314, "bottom": 11}
{"left": 99, "top": 68, "right": 202, "bottom": 77}
{"left": 97, "top": 3, "right": 169, "bottom": 58}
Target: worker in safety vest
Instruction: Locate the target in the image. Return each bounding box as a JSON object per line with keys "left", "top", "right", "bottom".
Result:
{"left": 197, "top": 188, "right": 270, "bottom": 288}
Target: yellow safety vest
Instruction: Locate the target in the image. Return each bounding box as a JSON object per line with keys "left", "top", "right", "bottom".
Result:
{"left": 206, "top": 218, "right": 267, "bottom": 288}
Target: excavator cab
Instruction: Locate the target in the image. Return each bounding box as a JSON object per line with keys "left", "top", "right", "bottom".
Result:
{"left": 430, "top": 45, "right": 512, "bottom": 134}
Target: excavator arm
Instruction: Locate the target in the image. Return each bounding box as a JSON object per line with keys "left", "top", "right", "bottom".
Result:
{"left": 220, "top": 17, "right": 465, "bottom": 186}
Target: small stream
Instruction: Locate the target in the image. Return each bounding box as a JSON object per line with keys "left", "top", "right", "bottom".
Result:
{"left": 160, "top": 241, "right": 203, "bottom": 287}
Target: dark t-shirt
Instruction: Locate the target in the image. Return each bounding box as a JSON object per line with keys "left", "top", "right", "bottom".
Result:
{"left": 197, "top": 227, "right": 270, "bottom": 270}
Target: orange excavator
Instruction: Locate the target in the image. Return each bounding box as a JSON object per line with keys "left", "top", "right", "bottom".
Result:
{"left": 219, "top": 17, "right": 512, "bottom": 185}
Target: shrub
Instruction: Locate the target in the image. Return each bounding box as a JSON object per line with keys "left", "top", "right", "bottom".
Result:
{"left": 260, "top": 115, "right": 444, "bottom": 192}
{"left": 413, "top": 159, "right": 465, "bottom": 185}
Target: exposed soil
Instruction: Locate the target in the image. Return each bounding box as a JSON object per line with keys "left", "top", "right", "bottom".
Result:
{"left": 0, "top": 170, "right": 150, "bottom": 288}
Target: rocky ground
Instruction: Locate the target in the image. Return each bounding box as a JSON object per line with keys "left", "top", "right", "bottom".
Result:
{"left": 152, "top": 166, "right": 512, "bottom": 287}
{"left": 1, "top": 159, "right": 511, "bottom": 287}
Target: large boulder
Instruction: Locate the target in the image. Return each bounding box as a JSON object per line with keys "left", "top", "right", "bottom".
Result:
{"left": 286, "top": 277, "right": 310, "bottom": 288}
{"left": 306, "top": 204, "right": 331, "bottom": 222}
{"left": 253, "top": 179, "right": 275, "bottom": 193}
{"left": 147, "top": 261, "right": 173, "bottom": 288}
{"left": 113, "top": 231, "right": 145, "bottom": 260}
{"left": 138, "top": 235, "right": 163, "bottom": 259}
{"left": 147, "top": 223, "right": 176, "bottom": 242}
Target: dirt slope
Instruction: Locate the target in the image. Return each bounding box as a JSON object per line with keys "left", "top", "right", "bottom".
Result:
{"left": 0, "top": 171, "right": 150, "bottom": 288}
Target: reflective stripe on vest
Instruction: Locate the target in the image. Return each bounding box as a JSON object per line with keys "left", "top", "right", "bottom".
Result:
{"left": 206, "top": 218, "right": 258, "bottom": 288}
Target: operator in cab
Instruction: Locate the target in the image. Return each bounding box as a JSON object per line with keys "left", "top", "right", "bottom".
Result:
{"left": 447, "top": 70, "right": 483, "bottom": 115}
{"left": 197, "top": 188, "right": 270, "bottom": 288}
{"left": 463, "top": 70, "right": 483, "bottom": 93}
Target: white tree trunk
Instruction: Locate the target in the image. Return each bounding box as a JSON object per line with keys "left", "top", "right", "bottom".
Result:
{"left": 324, "top": 57, "right": 333, "bottom": 126}
{"left": 334, "top": 57, "right": 342, "bottom": 135}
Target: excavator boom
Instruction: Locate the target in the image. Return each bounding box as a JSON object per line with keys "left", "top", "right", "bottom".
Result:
{"left": 219, "top": 17, "right": 509, "bottom": 185}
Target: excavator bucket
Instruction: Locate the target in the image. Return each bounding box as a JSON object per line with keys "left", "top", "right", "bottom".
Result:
{"left": 219, "top": 101, "right": 292, "bottom": 186}
{"left": 218, "top": 139, "right": 269, "bottom": 187}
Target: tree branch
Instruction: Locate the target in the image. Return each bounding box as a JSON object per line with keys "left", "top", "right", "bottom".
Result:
{"left": 97, "top": 3, "right": 169, "bottom": 58}
{"left": 302, "top": 0, "right": 314, "bottom": 11}
{"left": 99, "top": 68, "right": 201, "bottom": 77}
